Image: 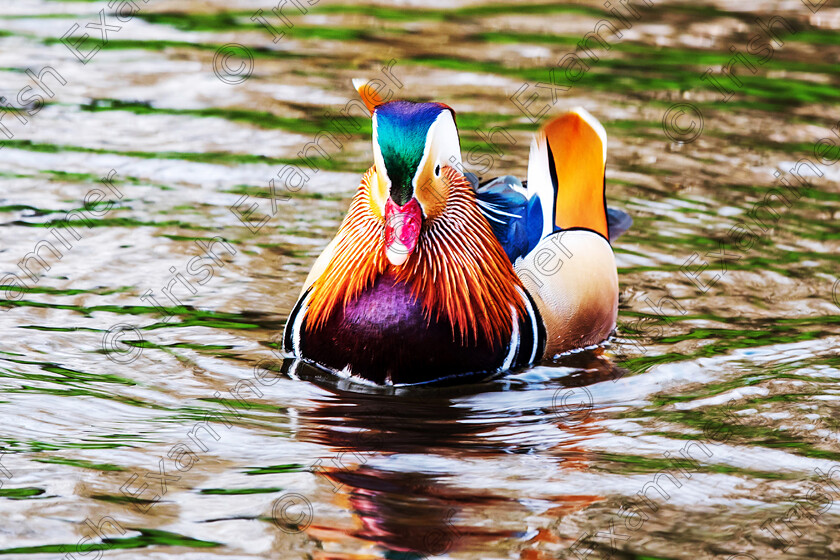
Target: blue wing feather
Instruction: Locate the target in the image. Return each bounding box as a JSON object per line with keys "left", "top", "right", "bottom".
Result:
{"left": 607, "top": 207, "right": 633, "bottom": 240}
{"left": 469, "top": 172, "right": 633, "bottom": 264}
{"left": 469, "top": 173, "right": 632, "bottom": 263}
{"left": 471, "top": 175, "right": 543, "bottom": 263}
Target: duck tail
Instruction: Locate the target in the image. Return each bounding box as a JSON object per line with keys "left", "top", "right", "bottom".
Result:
{"left": 527, "top": 107, "right": 610, "bottom": 241}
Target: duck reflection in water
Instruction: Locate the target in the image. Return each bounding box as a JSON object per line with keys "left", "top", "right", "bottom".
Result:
{"left": 276, "top": 354, "right": 624, "bottom": 558}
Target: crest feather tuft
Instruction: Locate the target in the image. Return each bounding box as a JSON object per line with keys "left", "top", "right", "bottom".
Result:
{"left": 353, "top": 78, "right": 386, "bottom": 115}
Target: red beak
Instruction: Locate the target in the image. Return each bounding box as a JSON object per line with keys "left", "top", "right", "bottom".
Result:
{"left": 384, "top": 197, "right": 422, "bottom": 266}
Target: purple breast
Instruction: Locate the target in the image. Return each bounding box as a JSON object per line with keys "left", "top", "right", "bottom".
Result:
{"left": 300, "top": 273, "right": 506, "bottom": 384}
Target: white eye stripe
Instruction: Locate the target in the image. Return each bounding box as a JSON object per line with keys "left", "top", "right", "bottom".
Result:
{"left": 371, "top": 113, "right": 391, "bottom": 187}
{"left": 414, "top": 110, "right": 461, "bottom": 189}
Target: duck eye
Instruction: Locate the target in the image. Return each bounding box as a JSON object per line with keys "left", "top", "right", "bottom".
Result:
{"left": 434, "top": 164, "right": 441, "bottom": 177}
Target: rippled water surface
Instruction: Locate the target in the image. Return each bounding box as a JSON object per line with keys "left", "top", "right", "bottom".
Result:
{"left": 1, "top": 0, "right": 839, "bottom": 558}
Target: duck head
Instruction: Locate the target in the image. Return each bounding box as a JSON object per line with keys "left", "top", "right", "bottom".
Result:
{"left": 356, "top": 82, "right": 462, "bottom": 266}
{"left": 302, "top": 82, "right": 528, "bottom": 354}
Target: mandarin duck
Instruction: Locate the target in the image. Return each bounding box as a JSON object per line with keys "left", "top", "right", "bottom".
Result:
{"left": 283, "top": 82, "right": 631, "bottom": 385}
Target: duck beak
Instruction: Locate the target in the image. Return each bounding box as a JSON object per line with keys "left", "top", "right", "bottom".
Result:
{"left": 384, "top": 197, "right": 422, "bottom": 266}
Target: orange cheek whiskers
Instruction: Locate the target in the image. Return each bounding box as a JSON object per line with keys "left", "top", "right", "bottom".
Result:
{"left": 305, "top": 166, "right": 527, "bottom": 349}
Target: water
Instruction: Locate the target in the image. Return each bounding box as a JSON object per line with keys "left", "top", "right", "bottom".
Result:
{"left": 1, "top": 1, "right": 839, "bottom": 558}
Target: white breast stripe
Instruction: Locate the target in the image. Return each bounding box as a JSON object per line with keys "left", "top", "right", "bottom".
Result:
{"left": 501, "top": 305, "right": 520, "bottom": 371}
{"left": 291, "top": 292, "right": 311, "bottom": 356}
{"left": 288, "top": 359, "right": 301, "bottom": 381}
{"left": 517, "top": 286, "right": 539, "bottom": 364}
